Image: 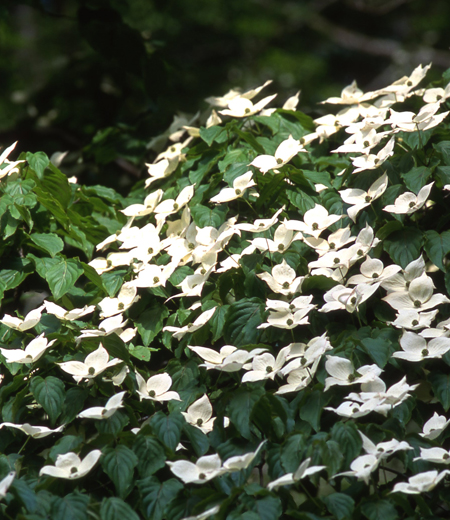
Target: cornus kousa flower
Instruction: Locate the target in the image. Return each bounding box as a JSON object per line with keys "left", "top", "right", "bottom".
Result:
{"left": 257, "top": 259, "right": 305, "bottom": 296}
{"left": 235, "top": 207, "right": 284, "bottom": 233}
{"left": 210, "top": 171, "right": 256, "bottom": 203}
{"left": 383, "top": 181, "right": 433, "bottom": 214}
{"left": 320, "top": 283, "right": 379, "bottom": 313}
{"left": 334, "top": 454, "right": 380, "bottom": 484}
{"left": 347, "top": 256, "right": 401, "bottom": 286}
{"left": 188, "top": 345, "right": 267, "bottom": 372}
{"left": 359, "top": 432, "right": 412, "bottom": 460}
{"left": 250, "top": 135, "right": 305, "bottom": 173}
{"left": 0, "top": 333, "right": 56, "bottom": 364}
{"left": 423, "top": 83, "right": 450, "bottom": 103}
{"left": 44, "top": 301, "right": 95, "bottom": 321}
{"left": 167, "top": 453, "right": 226, "bottom": 484}
{"left": 219, "top": 93, "right": 277, "bottom": 118}
{"left": 241, "top": 351, "right": 288, "bottom": 383}
{"left": 414, "top": 447, "right": 450, "bottom": 464}
{"left": 58, "top": 344, "right": 122, "bottom": 382}
{"left": 381, "top": 255, "right": 426, "bottom": 293}
{"left": 339, "top": 173, "right": 388, "bottom": 222}
{"left": 392, "top": 331, "right": 450, "bottom": 362}
{"left": 0, "top": 141, "right": 25, "bottom": 179}
{"left": 0, "top": 422, "right": 64, "bottom": 438}
{"left": 135, "top": 372, "right": 180, "bottom": 402}
{"left": 276, "top": 358, "right": 320, "bottom": 394}
{"left": 76, "top": 314, "right": 136, "bottom": 344}
{"left": 383, "top": 273, "right": 450, "bottom": 311}
{"left": 392, "top": 470, "right": 450, "bottom": 494}
{"left": 181, "top": 395, "right": 216, "bottom": 433}
{"left": 324, "top": 356, "right": 382, "bottom": 391}
{"left": 285, "top": 204, "right": 342, "bottom": 238}
{"left": 120, "top": 189, "right": 163, "bottom": 217}
{"left": 387, "top": 103, "right": 449, "bottom": 132}
{"left": 206, "top": 80, "right": 272, "bottom": 108}
{"left": 303, "top": 225, "right": 355, "bottom": 257}
{"left": 223, "top": 441, "right": 266, "bottom": 472}
{"left": 163, "top": 306, "right": 216, "bottom": 340}
{"left": 251, "top": 222, "right": 302, "bottom": 253}
{"left": 0, "top": 472, "right": 15, "bottom": 501}
{"left": 39, "top": 450, "right": 102, "bottom": 480}
{"left": 0, "top": 304, "right": 44, "bottom": 331}
{"left": 350, "top": 136, "right": 395, "bottom": 174}
{"left": 390, "top": 309, "right": 438, "bottom": 330}
{"left": 267, "top": 457, "right": 326, "bottom": 491}
{"left": 258, "top": 295, "right": 315, "bottom": 330}
{"left": 420, "top": 413, "right": 450, "bottom": 440}
{"left": 77, "top": 391, "right": 126, "bottom": 420}
{"left": 154, "top": 184, "right": 195, "bottom": 222}
{"left": 98, "top": 282, "right": 140, "bottom": 318}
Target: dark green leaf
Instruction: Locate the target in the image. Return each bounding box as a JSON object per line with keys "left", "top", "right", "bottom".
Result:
{"left": 199, "top": 126, "right": 226, "bottom": 146}
{"left": 51, "top": 493, "right": 89, "bottom": 520}
{"left": 299, "top": 390, "right": 327, "bottom": 432}
{"left": 424, "top": 230, "right": 450, "bottom": 271}
{"left": 253, "top": 496, "right": 282, "bottom": 520}
{"left": 102, "top": 445, "right": 138, "bottom": 499}
{"left": 102, "top": 333, "right": 131, "bottom": 363}
{"left": 401, "top": 166, "right": 432, "bottom": 193}
{"left": 150, "top": 411, "right": 184, "bottom": 451}
{"left": 428, "top": 372, "right": 450, "bottom": 412}
{"left": 330, "top": 422, "right": 362, "bottom": 469}
{"left": 433, "top": 141, "right": 450, "bottom": 165}
{"left": 323, "top": 493, "right": 355, "bottom": 520}
{"left": 376, "top": 220, "right": 403, "bottom": 241}
{"left": 29, "top": 376, "right": 65, "bottom": 424}
{"left": 100, "top": 497, "right": 140, "bottom": 520}
{"left": 227, "top": 388, "right": 264, "bottom": 439}
{"left": 183, "top": 422, "right": 210, "bottom": 456}
{"left": 135, "top": 303, "right": 170, "bottom": 347}
{"left": 223, "top": 298, "right": 264, "bottom": 347}
{"left": 133, "top": 436, "right": 166, "bottom": 477}
{"left": 138, "top": 477, "right": 183, "bottom": 520}
{"left": 10, "top": 478, "right": 37, "bottom": 513}
{"left": 29, "top": 233, "right": 64, "bottom": 257}
{"left": 191, "top": 204, "right": 227, "bottom": 228}
{"left": 361, "top": 500, "right": 399, "bottom": 520}
{"left": 384, "top": 227, "right": 423, "bottom": 268}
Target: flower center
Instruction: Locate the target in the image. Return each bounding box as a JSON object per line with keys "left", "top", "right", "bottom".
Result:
{"left": 412, "top": 319, "right": 419, "bottom": 326}
{"left": 101, "top": 408, "right": 107, "bottom": 416}
{"left": 363, "top": 140, "right": 370, "bottom": 147}
{"left": 244, "top": 108, "right": 251, "bottom": 114}
{"left": 88, "top": 367, "right": 96, "bottom": 375}
{"left": 197, "top": 418, "right": 203, "bottom": 426}
{"left": 199, "top": 472, "right": 206, "bottom": 479}
{"left": 173, "top": 202, "right": 179, "bottom": 210}
{"left": 352, "top": 407, "right": 359, "bottom": 413}
{"left": 437, "top": 95, "right": 443, "bottom": 101}
{"left": 266, "top": 366, "right": 273, "bottom": 373}
{"left": 277, "top": 244, "right": 284, "bottom": 251}
{"left": 148, "top": 247, "right": 154, "bottom": 254}
{"left": 149, "top": 390, "right": 156, "bottom": 397}
{"left": 289, "top": 304, "right": 295, "bottom": 310}
{"left": 300, "top": 138, "right": 305, "bottom": 145}
{"left": 187, "top": 323, "right": 194, "bottom": 329}
{"left": 286, "top": 318, "right": 294, "bottom": 326}
{"left": 282, "top": 282, "right": 290, "bottom": 289}
{"left": 409, "top": 201, "right": 415, "bottom": 208}
{"left": 348, "top": 374, "right": 356, "bottom": 382}
{"left": 365, "top": 195, "right": 372, "bottom": 203}
{"left": 153, "top": 276, "right": 160, "bottom": 283}
{"left": 372, "top": 273, "right": 379, "bottom": 278}
{"left": 235, "top": 188, "right": 242, "bottom": 195}
{"left": 414, "top": 300, "right": 421, "bottom": 308}
{"left": 312, "top": 223, "right": 319, "bottom": 231}
{"left": 201, "top": 268, "right": 206, "bottom": 275}
{"left": 421, "top": 349, "right": 429, "bottom": 357}
{"left": 170, "top": 146, "right": 176, "bottom": 153}
{"left": 407, "top": 80, "right": 413, "bottom": 86}
{"left": 301, "top": 358, "right": 307, "bottom": 366}
{"left": 259, "top": 222, "right": 265, "bottom": 227}
{"left": 70, "top": 467, "right": 78, "bottom": 474}
{"left": 188, "top": 243, "right": 195, "bottom": 249}
{"left": 107, "top": 260, "right": 112, "bottom": 267}
{"left": 444, "top": 453, "right": 449, "bottom": 460}
{"left": 351, "top": 297, "right": 357, "bottom": 305}
{"left": 329, "top": 242, "right": 335, "bottom": 249}
{"left": 118, "top": 302, "right": 124, "bottom": 310}
{"left": 374, "top": 158, "right": 380, "bottom": 164}
{"left": 333, "top": 257, "right": 340, "bottom": 264}
{"left": 357, "top": 249, "right": 363, "bottom": 256}
{"left": 276, "top": 158, "right": 283, "bottom": 165}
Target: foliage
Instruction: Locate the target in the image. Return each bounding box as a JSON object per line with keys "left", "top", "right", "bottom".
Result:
{"left": 2, "top": 63, "right": 450, "bottom": 520}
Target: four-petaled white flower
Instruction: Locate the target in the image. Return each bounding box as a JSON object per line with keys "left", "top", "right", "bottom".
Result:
{"left": 0, "top": 422, "right": 64, "bottom": 438}
{"left": 347, "top": 256, "right": 401, "bottom": 286}
{"left": 223, "top": 441, "right": 266, "bottom": 471}
{"left": 286, "top": 204, "right": 342, "bottom": 239}
{"left": 392, "top": 470, "right": 450, "bottom": 494}
{"left": 58, "top": 344, "right": 122, "bottom": 382}
{"left": 135, "top": 372, "right": 181, "bottom": 402}
{"left": 351, "top": 137, "right": 395, "bottom": 174}
{"left": 267, "top": 457, "right": 326, "bottom": 491}
{"left": 219, "top": 94, "right": 277, "bottom": 118}
{"left": 340, "top": 173, "right": 388, "bottom": 222}
{"left": 334, "top": 454, "right": 380, "bottom": 484}
{"left": 77, "top": 391, "right": 126, "bottom": 420}
{"left": 250, "top": 135, "right": 305, "bottom": 174}
{"left": 257, "top": 259, "right": 305, "bottom": 296}
{"left": 44, "top": 301, "right": 95, "bottom": 321}
{"left": 324, "top": 356, "right": 382, "bottom": 391}
{"left": 0, "top": 333, "right": 56, "bottom": 364}
{"left": 163, "top": 307, "right": 216, "bottom": 340}
{"left": 39, "top": 450, "right": 102, "bottom": 480}
{"left": 242, "top": 351, "right": 286, "bottom": 383}
{"left": 414, "top": 447, "right": 450, "bottom": 464}
{"left": 420, "top": 413, "right": 450, "bottom": 440}
{"left": 210, "top": 171, "right": 256, "bottom": 203}
{"left": 0, "top": 472, "right": 15, "bottom": 500}
{"left": 392, "top": 331, "right": 450, "bottom": 362}
{"left": 383, "top": 182, "right": 433, "bottom": 214}
{"left": 181, "top": 395, "right": 216, "bottom": 433}
{"left": 167, "top": 453, "right": 226, "bottom": 484}
{"left": 1, "top": 305, "right": 44, "bottom": 331}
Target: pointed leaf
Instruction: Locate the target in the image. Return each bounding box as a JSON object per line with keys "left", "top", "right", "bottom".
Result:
{"left": 150, "top": 411, "right": 184, "bottom": 451}
{"left": 30, "top": 233, "right": 64, "bottom": 257}
{"left": 100, "top": 497, "right": 140, "bottom": 520}
{"left": 29, "top": 376, "right": 65, "bottom": 425}
{"left": 51, "top": 493, "right": 89, "bottom": 520}
{"left": 45, "top": 258, "right": 84, "bottom": 300}
{"left": 102, "top": 445, "right": 138, "bottom": 499}
{"left": 138, "top": 476, "right": 183, "bottom": 520}
{"left": 323, "top": 493, "right": 355, "bottom": 520}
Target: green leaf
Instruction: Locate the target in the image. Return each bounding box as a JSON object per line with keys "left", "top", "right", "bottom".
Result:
{"left": 95, "top": 410, "right": 129, "bottom": 436}
{"left": 376, "top": 220, "right": 403, "bottom": 241}
{"left": 100, "top": 497, "right": 140, "bottom": 520}
{"left": 401, "top": 166, "right": 431, "bottom": 193}
{"left": 51, "top": 493, "right": 89, "bottom": 520}
{"left": 433, "top": 141, "right": 450, "bottom": 165}
{"left": 150, "top": 411, "right": 184, "bottom": 451}
{"left": 286, "top": 188, "right": 316, "bottom": 214}
{"left": 424, "top": 230, "right": 450, "bottom": 271}
{"left": 428, "top": 372, "right": 450, "bottom": 412}
{"left": 183, "top": 422, "right": 210, "bottom": 456}
{"left": 129, "top": 344, "right": 154, "bottom": 361}
{"left": 10, "top": 478, "right": 37, "bottom": 513}
{"left": 135, "top": 303, "right": 170, "bottom": 347}
{"left": 133, "top": 436, "right": 166, "bottom": 477}
{"left": 234, "top": 128, "right": 265, "bottom": 154}
{"left": 102, "top": 268, "right": 127, "bottom": 297}
{"left": 49, "top": 435, "right": 84, "bottom": 463}
{"left": 322, "top": 440, "right": 344, "bottom": 477}
{"left": 384, "top": 227, "right": 423, "bottom": 268}
{"left": 253, "top": 496, "right": 282, "bottom": 520}
{"left": 323, "top": 493, "right": 355, "bottom": 520}
{"left": 199, "top": 125, "right": 226, "bottom": 146}
{"left": 227, "top": 388, "right": 264, "bottom": 439}
{"left": 102, "top": 445, "right": 138, "bottom": 499}
{"left": 361, "top": 500, "right": 399, "bottom": 520}
{"left": 191, "top": 204, "right": 227, "bottom": 228}
{"left": 299, "top": 390, "right": 327, "bottom": 432}
{"left": 102, "top": 333, "right": 131, "bottom": 363}
{"left": 33, "top": 186, "right": 70, "bottom": 228}
{"left": 138, "top": 477, "right": 183, "bottom": 520}
{"left": 330, "top": 422, "right": 362, "bottom": 469}
{"left": 29, "top": 233, "right": 64, "bottom": 257}
{"left": 223, "top": 298, "right": 264, "bottom": 347}
{"left": 59, "top": 387, "right": 89, "bottom": 424}
{"left": 29, "top": 376, "right": 65, "bottom": 425}
{"left": 360, "top": 335, "right": 395, "bottom": 369}
{"left": 26, "top": 151, "right": 49, "bottom": 179}
{"left": 45, "top": 257, "right": 84, "bottom": 300}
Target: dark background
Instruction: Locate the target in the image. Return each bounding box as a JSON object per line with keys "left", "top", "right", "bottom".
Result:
{"left": 1, "top": 0, "right": 450, "bottom": 191}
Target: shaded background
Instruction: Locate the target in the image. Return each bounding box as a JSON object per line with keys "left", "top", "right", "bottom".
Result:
{"left": 1, "top": 0, "right": 450, "bottom": 191}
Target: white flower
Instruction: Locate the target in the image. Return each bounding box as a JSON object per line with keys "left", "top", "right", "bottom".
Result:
{"left": 131, "top": 262, "right": 177, "bottom": 289}
{"left": 276, "top": 358, "right": 320, "bottom": 394}
{"left": 420, "top": 413, "right": 450, "bottom": 440}
{"left": 76, "top": 314, "right": 136, "bottom": 344}
{"left": 163, "top": 307, "right": 216, "bottom": 340}
{"left": 359, "top": 432, "right": 412, "bottom": 460}
{"left": 39, "top": 450, "right": 102, "bottom": 480}
{"left": 351, "top": 136, "right": 395, "bottom": 174}
{"left": 257, "top": 259, "right": 305, "bottom": 296}
{"left": 0, "top": 141, "right": 24, "bottom": 178}
{"left": 206, "top": 80, "right": 272, "bottom": 108}
{"left": 251, "top": 222, "right": 302, "bottom": 253}
{"left": 219, "top": 94, "right": 277, "bottom": 118}
{"left": 135, "top": 372, "right": 180, "bottom": 402}
{"left": 167, "top": 453, "right": 226, "bottom": 484}
{"left": 0, "top": 422, "right": 64, "bottom": 438}
{"left": 390, "top": 309, "right": 438, "bottom": 330}
{"left": 250, "top": 135, "right": 305, "bottom": 173}
{"left": 414, "top": 447, "right": 450, "bottom": 464}
{"left": 242, "top": 351, "right": 287, "bottom": 383}
{"left": 392, "top": 331, "right": 450, "bottom": 362}
{"left": 324, "top": 356, "right": 382, "bottom": 392}
{"left": 98, "top": 282, "right": 140, "bottom": 318}
{"left": 286, "top": 204, "right": 342, "bottom": 238}
{"left": 188, "top": 345, "right": 266, "bottom": 372}
{"left": 381, "top": 255, "right": 426, "bottom": 293}
{"left": 392, "top": 470, "right": 450, "bottom": 494}
{"left": 223, "top": 441, "right": 266, "bottom": 471}
{"left": 383, "top": 273, "right": 450, "bottom": 311}
{"left": 181, "top": 505, "right": 221, "bottom": 520}
{"left": 383, "top": 182, "right": 433, "bottom": 214}
{"left": 210, "top": 171, "right": 256, "bottom": 203}
{"left": 44, "top": 301, "right": 95, "bottom": 321}
{"left": 77, "top": 391, "right": 126, "bottom": 420}
{"left": 267, "top": 458, "right": 326, "bottom": 491}
{"left": 334, "top": 454, "right": 379, "bottom": 484}
{"left": 347, "top": 257, "right": 401, "bottom": 286}
{"left": 0, "top": 472, "right": 15, "bottom": 500}
{"left": 181, "top": 395, "right": 216, "bottom": 433}
{"left": 320, "top": 283, "right": 379, "bottom": 313}
{"left": 58, "top": 344, "right": 122, "bottom": 382}
{"left": 303, "top": 226, "right": 355, "bottom": 257}
{"left": 0, "top": 333, "right": 56, "bottom": 364}
{"left": 235, "top": 207, "right": 284, "bottom": 233}
{"left": 339, "top": 173, "right": 388, "bottom": 222}
{"left": 1, "top": 305, "right": 44, "bottom": 331}
{"left": 154, "top": 184, "right": 195, "bottom": 221}
{"left": 120, "top": 189, "right": 163, "bottom": 217}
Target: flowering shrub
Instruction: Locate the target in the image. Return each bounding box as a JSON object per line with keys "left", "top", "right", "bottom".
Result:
{"left": 2, "top": 64, "right": 450, "bottom": 520}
